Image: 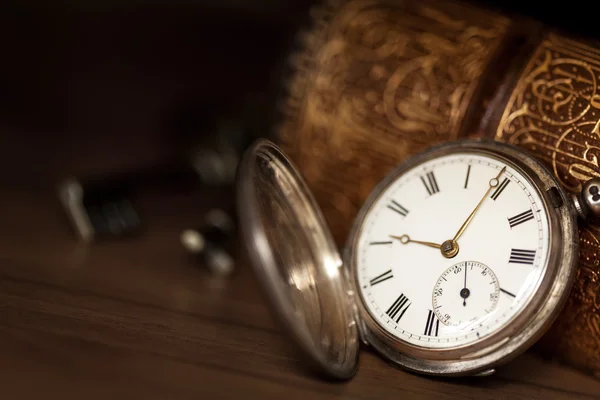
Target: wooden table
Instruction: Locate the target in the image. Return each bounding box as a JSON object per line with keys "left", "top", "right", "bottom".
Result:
{"left": 1, "top": 180, "right": 599, "bottom": 400}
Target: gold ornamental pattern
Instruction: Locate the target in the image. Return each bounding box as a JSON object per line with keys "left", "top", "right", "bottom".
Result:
{"left": 277, "top": 0, "right": 509, "bottom": 244}
{"left": 495, "top": 34, "right": 600, "bottom": 377}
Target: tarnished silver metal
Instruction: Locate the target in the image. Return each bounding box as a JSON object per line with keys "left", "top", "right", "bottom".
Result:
{"left": 346, "top": 139, "right": 579, "bottom": 376}
{"left": 236, "top": 139, "right": 359, "bottom": 380}
{"left": 578, "top": 178, "right": 600, "bottom": 221}
{"left": 572, "top": 194, "right": 587, "bottom": 220}
{"left": 236, "top": 138, "right": 579, "bottom": 379}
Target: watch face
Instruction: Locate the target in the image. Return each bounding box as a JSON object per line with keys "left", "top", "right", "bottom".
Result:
{"left": 354, "top": 151, "right": 551, "bottom": 349}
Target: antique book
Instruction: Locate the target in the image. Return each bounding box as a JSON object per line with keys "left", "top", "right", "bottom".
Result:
{"left": 274, "top": 0, "right": 600, "bottom": 378}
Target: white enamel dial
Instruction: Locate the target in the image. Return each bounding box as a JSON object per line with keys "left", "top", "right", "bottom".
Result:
{"left": 355, "top": 153, "right": 550, "bottom": 349}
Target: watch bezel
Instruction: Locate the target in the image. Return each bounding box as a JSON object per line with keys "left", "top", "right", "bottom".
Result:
{"left": 344, "top": 139, "right": 578, "bottom": 376}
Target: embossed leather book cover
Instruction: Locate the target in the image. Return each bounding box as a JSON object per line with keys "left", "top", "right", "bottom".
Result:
{"left": 274, "top": 0, "right": 600, "bottom": 378}
{"left": 484, "top": 33, "right": 600, "bottom": 379}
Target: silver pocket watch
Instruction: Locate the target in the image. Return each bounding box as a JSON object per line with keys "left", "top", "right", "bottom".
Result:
{"left": 236, "top": 138, "right": 600, "bottom": 379}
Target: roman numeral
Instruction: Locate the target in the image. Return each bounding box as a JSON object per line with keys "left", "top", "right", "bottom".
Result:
{"left": 386, "top": 293, "right": 411, "bottom": 323}
{"left": 508, "top": 209, "right": 534, "bottom": 228}
{"left": 369, "top": 269, "right": 394, "bottom": 286}
{"left": 509, "top": 249, "right": 536, "bottom": 265}
{"left": 420, "top": 171, "right": 440, "bottom": 195}
{"left": 387, "top": 200, "right": 409, "bottom": 216}
{"left": 464, "top": 165, "right": 471, "bottom": 189}
{"left": 491, "top": 178, "right": 510, "bottom": 200}
{"left": 369, "top": 269, "right": 393, "bottom": 286}
{"left": 424, "top": 309, "right": 440, "bottom": 336}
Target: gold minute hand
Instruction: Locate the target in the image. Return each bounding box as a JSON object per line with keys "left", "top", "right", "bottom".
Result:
{"left": 452, "top": 166, "right": 506, "bottom": 243}
{"left": 389, "top": 235, "right": 441, "bottom": 249}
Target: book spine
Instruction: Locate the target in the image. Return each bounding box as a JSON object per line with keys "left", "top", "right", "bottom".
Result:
{"left": 484, "top": 32, "right": 600, "bottom": 378}
{"left": 277, "top": 0, "right": 513, "bottom": 244}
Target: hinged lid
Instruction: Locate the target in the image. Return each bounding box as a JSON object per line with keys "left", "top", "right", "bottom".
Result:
{"left": 236, "top": 139, "right": 359, "bottom": 380}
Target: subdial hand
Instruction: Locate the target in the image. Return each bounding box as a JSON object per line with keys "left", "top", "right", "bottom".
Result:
{"left": 389, "top": 234, "right": 441, "bottom": 249}
{"left": 461, "top": 265, "right": 469, "bottom": 306}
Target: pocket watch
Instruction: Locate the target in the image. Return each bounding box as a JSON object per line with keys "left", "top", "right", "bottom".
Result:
{"left": 236, "top": 138, "right": 600, "bottom": 379}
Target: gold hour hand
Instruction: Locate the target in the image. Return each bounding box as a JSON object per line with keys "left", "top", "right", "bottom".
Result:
{"left": 389, "top": 234, "right": 441, "bottom": 249}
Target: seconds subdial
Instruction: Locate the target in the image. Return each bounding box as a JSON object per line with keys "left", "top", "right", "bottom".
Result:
{"left": 432, "top": 261, "right": 500, "bottom": 327}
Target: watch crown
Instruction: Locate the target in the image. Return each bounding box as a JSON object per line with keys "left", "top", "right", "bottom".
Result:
{"left": 574, "top": 178, "right": 600, "bottom": 221}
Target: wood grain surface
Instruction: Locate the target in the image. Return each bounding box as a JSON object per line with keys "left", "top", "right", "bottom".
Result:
{"left": 0, "top": 182, "right": 599, "bottom": 400}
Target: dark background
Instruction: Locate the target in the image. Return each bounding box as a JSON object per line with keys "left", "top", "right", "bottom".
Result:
{"left": 0, "top": 0, "right": 596, "bottom": 188}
